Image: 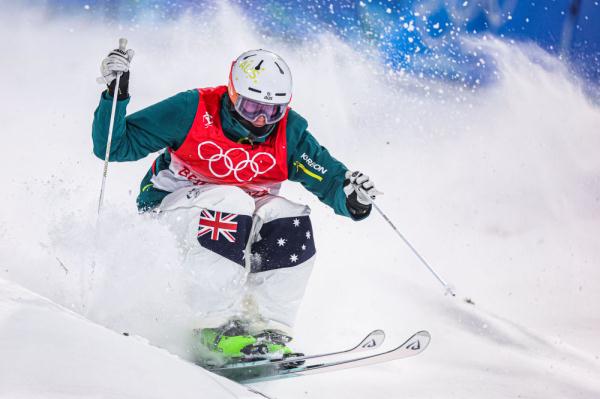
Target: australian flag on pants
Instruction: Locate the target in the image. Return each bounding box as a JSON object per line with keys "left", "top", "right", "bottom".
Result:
{"left": 197, "top": 209, "right": 252, "bottom": 266}
{"left": 250, "top": 216, "right": 316, "bottom": 273}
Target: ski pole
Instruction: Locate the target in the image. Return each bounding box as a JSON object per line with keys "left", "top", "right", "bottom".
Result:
{"left": 97, "top": 37, "right": 127, "bottom": 215}
{"left": 356, "top": 186, "right": 456, "bottom": 296}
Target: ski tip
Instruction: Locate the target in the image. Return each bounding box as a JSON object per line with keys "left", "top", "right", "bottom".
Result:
{"left": 359, "top": 329, "right": 386, "bottom": 350}
{"left": 403, "top": 330, "right": 431, "bottom": 352}
{"left": 415, "top": 330, "right": 430, "bottom": 338}
{"left": 371, "top": 329, "right": 385, "bottom": 342}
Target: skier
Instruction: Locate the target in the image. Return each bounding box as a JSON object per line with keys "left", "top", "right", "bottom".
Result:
{"left": 93, "top": 45, "right": 378, "bottom": 362}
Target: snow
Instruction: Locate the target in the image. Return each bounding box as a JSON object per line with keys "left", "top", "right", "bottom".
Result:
{"left": 1, "top": 2, "right": 600, "bottom": 398}
{"left": 0, "top": 278, "right": 262, "bottom": 398}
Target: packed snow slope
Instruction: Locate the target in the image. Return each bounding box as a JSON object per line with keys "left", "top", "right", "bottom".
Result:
{"left": 1, "top": 3, "right": 599, "bottom": 398}
{"left": 0, "top": 278, "right": 264, "bottom": 399}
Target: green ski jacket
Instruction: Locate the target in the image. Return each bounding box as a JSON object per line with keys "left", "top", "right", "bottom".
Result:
{"left": 92, "top": 89, "right": 359, "bottom": 219}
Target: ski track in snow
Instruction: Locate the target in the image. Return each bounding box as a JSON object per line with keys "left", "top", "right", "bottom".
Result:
{"left": 1, "top": 3, "right": 600, "bottom": 398}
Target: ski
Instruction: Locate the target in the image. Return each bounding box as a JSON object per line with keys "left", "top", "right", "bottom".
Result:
{"left": 210, "top": 329, "right": 385, "bottom": 372}
{"left": 237, "top": 330, "right": 430, "bottom": 383}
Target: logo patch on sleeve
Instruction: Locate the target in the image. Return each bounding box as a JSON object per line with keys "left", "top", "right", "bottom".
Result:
{"left": 293, "top": 153, "right": 328, "bottom": 182}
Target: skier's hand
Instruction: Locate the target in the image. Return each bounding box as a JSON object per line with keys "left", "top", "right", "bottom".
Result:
{"left": 343, "top": 171, "right": 378, "bottom": 219}
{"left": 99, "top": 46, "right": 134, "bottom": 99}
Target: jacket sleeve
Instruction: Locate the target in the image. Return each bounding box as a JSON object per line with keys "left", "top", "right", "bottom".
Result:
{"left": 91, "top": 90, "right": 198, "bottom": 162}
{"left": 286, "top": 111, "right": 353, "bottom": 218}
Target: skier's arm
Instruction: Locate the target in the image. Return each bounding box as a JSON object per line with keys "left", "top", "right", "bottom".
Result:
{"left": 286, "top": 111, "right": 360, "bottom": 219}
{"left": 91, "top": 90, "right": 198, "bottom": 161}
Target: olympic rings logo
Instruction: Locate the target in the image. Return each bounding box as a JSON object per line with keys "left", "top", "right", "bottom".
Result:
{"left": 197, "top": 141, "right": 277, "bottom": 182}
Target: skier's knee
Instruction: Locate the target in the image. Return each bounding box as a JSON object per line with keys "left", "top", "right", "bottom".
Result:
{"left": 190, "top": 186, "right": 255, "bottom": 267}
{"left": 250, "top": 198, "right": 316, "bottom": 272}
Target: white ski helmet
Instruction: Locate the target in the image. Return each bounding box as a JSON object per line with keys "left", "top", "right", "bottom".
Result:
{"left": 228, "top": 49, "right": 293, "bottom": 124}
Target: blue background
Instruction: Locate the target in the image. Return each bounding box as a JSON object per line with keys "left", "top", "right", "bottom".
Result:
{"left": 38, "top": 1, "right": 600, "bottom": 86}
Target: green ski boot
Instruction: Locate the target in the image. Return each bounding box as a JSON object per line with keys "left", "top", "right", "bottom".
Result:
{"left": 197, "top": 320, "right": 294, "bottom": 366}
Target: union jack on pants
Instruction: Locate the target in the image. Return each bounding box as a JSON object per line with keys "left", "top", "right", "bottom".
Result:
{"left": 198, "top": 210, "right": 239, "bottom": 242}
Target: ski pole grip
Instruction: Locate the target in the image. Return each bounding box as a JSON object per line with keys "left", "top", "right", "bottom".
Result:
{"left": 118, "top": 38, "right": 128, "bottom": 51}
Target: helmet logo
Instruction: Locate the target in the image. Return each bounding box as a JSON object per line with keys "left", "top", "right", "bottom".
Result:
{"left": 238, "top": 59, "right": 264, "bottom": 83}
{"left": 264, "top": 92, "right": 273, "bottom": 101}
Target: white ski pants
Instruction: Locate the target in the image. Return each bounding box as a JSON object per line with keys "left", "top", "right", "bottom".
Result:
{"left": 158, "top": 185, "right": 316, "bottom": 334}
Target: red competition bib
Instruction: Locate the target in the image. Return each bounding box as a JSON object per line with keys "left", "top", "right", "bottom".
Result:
{"left": 170, "top": 86, "right": 288, "bottom": 190}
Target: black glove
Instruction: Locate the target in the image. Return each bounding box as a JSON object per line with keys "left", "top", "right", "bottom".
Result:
{"left": 343, "top": 171, "right": 377, "bottom": 220}
{"left": 107, "top": 70, "right": 130, "bottom": 100}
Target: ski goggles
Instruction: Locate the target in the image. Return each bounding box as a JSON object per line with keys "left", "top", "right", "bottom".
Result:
{"left": 233, "top": 95, "right": 288, "bottom": 125}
